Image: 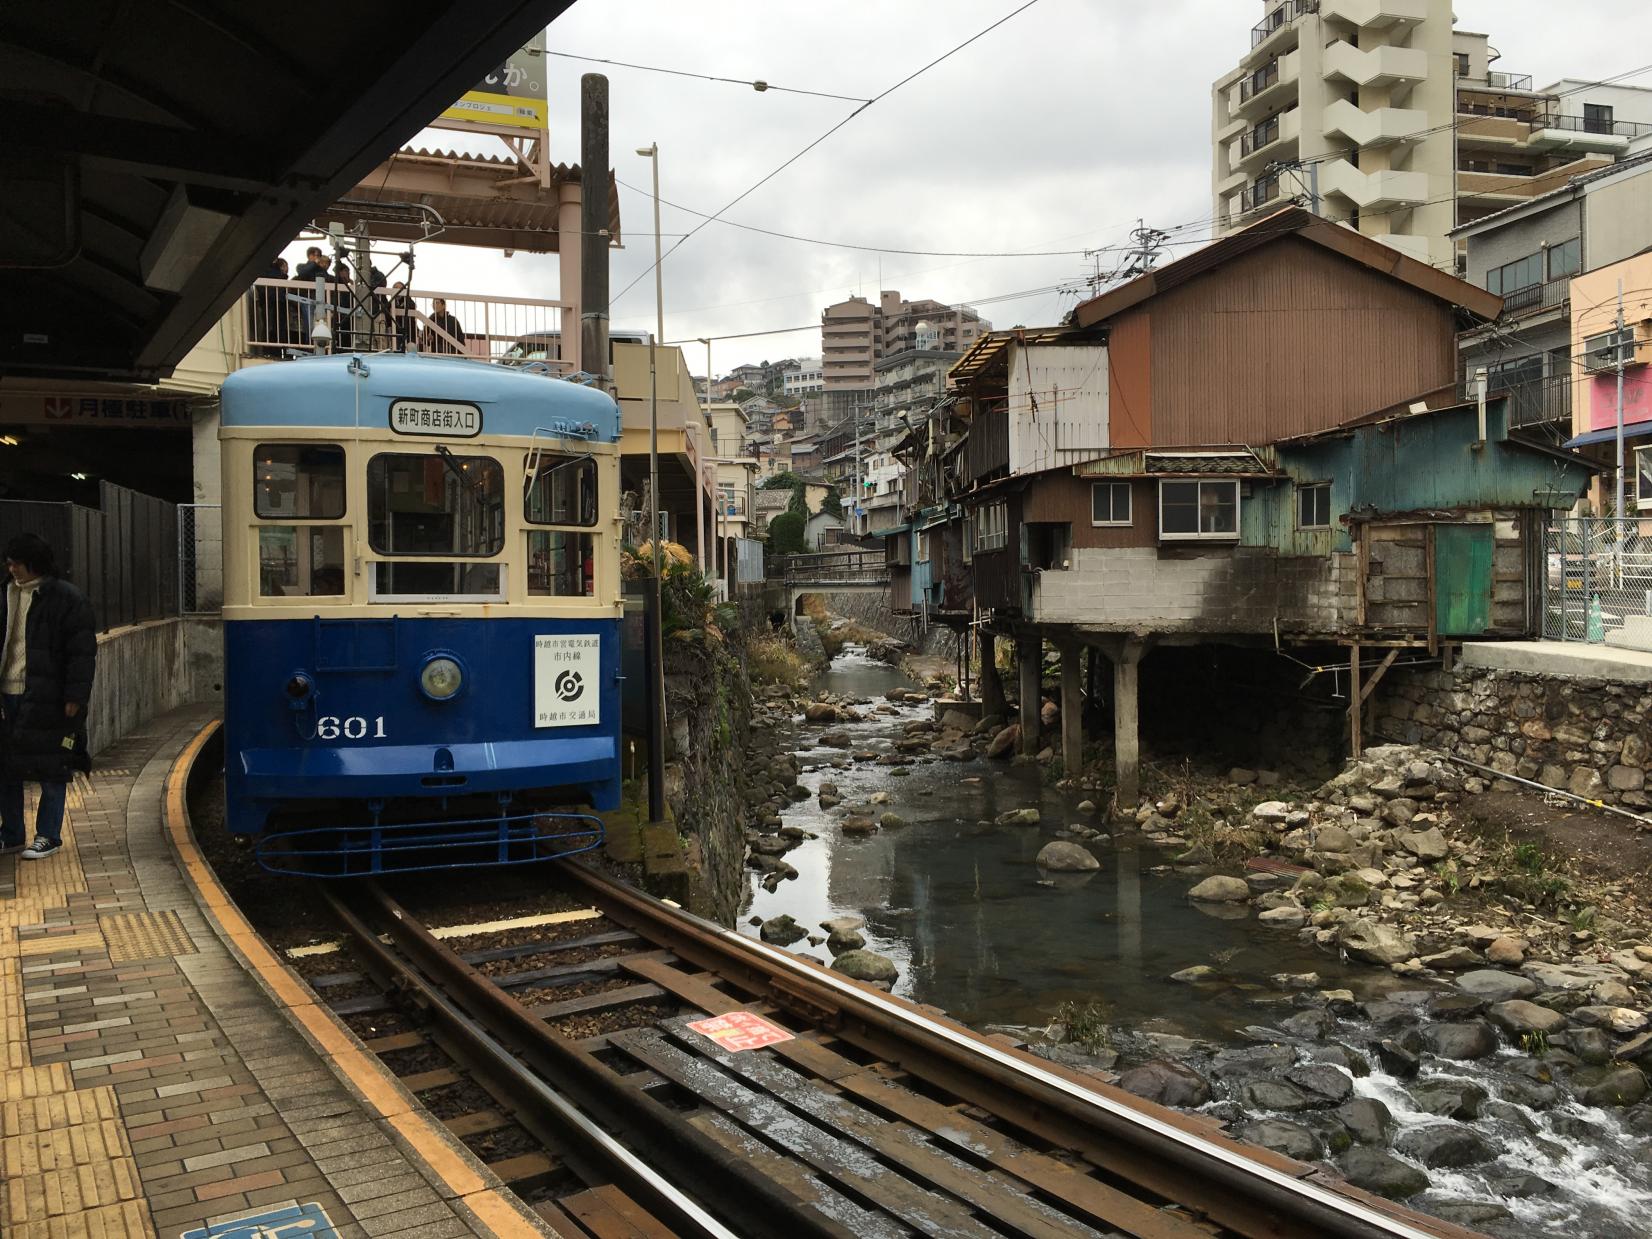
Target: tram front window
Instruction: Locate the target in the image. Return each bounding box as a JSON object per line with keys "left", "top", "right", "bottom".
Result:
{"left": 367, "top": 451, "right": 504, "bottom": 598}
{"left": 259, "top": 526, "right": 346, "bottom": 596}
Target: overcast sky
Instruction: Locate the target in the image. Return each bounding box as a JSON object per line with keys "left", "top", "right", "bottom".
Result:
{"left": 305, "top": 0, "right": 1652, "bottom": 374}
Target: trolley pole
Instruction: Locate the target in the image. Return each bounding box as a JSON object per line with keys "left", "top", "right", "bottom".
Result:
{"left": 639, "top": 141, "right": 667, "bottom": 825}
{"left": 579, "top": 75, "right": 610, "bottom": 384}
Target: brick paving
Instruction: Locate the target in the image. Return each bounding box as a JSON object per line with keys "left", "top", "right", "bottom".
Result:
{"left": 0, "top": 708, "right": 524, "bottom": 1239}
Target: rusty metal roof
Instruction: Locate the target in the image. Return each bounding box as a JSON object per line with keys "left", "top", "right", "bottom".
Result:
{"left": 1071, "top": 206, "right": 1504, "bottom": 329}
{"left": 947, "top": 325, "right": 1102, "bottom": 394}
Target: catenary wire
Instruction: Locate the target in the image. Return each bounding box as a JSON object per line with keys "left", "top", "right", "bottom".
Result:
{"left": 544, "top": 51, "right": 872, "bottom": 103}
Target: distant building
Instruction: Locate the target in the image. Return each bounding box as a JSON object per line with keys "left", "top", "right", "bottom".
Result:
{"left": 1211, "top": 0, "right": 1652, "bottom": 270}
{"left": 783, "top": 357, "right": 824, "bottom": 397}
{"left": 821, "top": 290, "right": 988, "bottom": 391}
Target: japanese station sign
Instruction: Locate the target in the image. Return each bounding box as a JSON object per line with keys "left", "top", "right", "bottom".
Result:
{"left": 687, "top": 1011, "right": 796, "bottom": 1053}
{"left": 437, "top": 32, "right": 549, "bottom": 135}
{"left": 0, "top": 392, "right": 190, "bottom": 426}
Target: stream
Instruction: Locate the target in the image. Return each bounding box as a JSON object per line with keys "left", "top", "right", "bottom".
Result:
{"left": 739, "top": 646, "right": 1652, "bottom": 1239}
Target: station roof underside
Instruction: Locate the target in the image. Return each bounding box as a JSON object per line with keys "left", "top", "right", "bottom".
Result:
{"left": 0, "top": 0, "right": 574, "bottom": 384}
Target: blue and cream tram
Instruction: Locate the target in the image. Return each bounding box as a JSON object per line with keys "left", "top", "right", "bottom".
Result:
{"left": 219, "top": 353, "right": 623, "bottom": 874}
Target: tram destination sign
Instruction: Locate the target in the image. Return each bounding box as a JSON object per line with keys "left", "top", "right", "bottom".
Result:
{"left": 388, "top": 399, "right": 482, "bottom": 437}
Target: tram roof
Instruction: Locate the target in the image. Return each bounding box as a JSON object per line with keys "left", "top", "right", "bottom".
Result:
{"left": 221, "top": 354, "right": 620, "bottom": 442}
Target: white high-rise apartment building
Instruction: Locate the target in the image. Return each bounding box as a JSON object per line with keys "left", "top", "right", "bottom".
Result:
{"left": 1213, "top": 1, "right": 1648, "bottom": 271}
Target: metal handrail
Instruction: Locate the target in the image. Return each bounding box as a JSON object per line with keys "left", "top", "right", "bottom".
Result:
{"left": 1535, "top": 112, "right": 1652, "bottom": 138}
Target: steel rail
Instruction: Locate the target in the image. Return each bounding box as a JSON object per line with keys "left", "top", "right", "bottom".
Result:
{"left": 324, "top": 884, "right": 851, "bottom": 1239}
{"left": 560, "top": 862, "right": 1486, "bottom": 1239}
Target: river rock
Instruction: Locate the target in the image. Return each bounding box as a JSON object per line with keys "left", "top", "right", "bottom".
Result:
{"left": 1615, "top": 1030, "right": 1652, "bottom": 1063}
{"left": 1558, "top": 1028, "right": 1614, "bottom": 1066}
{"left": 1396, "top": 1124, "right": 1497, "bottom": 1168}
{"left": 1420, "top": 947, "right": 1480, "bottom": 971}
{"left": 1486, "top": 936, "right": 1526, "bottom": 965}
{"left": 1280, "top": 1009, "right": 1336, "bottom": 1040}
{"left": 831, "top": 949, "right": 899, "bottom": 984}
{"left": 1170, "top": 965, "right": 1218, "bottom": 983}
{"left": 1258, "top": 906, "right": 1308, "bottom": 929}
{"left": 1251, "top": 801, "right": 1292, "bottom": 825}
{"left": 1433, "top": 1202, "right": 1514, "bottom": 1229}
{"left": 820, "top": 914, "right": 865, "bottom": 935}
{"left": 1521, "top": 960, "right": 1626, "bottom": 991}
{"left": 1488, "top": 1000, "right": 1568, "bottom": 1037}
{"left": 1570, "top": 1006, "right": 1649, "bottom": 1035}
{"left": 818, "top": 729, "right": 851, "bottom": 748}
{"left": 995, "top": 807, "right": 1040, "bottom": 827}
{"left": 803, "top": 702, "right": 839, "bottom": 723}
{"left": 1490, "top": 1174, "right": 1557, "bottom": 1199}
{"left": 1188, "top": 875, "right": 1250, "bottom": 903}
{"left": 1314, "top": 824, "right": 1356, "bottom": 853}
{"left": 1238, "top": 1119, "right": 1321, "bottom": 1161}
{"left": 1373, "top": 1039, "right": 1421, "bottom": 1078}
{"left": 1036, "top": 841, "right": 1100, "bottom": 872}
{"left": 1337, "top": 918, "right": 1415, "bottom": 965}
{"left": 1340, "top": 1147, "right": 1429, "bottom": 1199}
{"left": 1410, "top": 1080, "right": 1487, "bottom": 1120}
{"left": 879, "top": 813, "right": 908, "bottom": 830}
{"left": 985, "top": 725, "right": 1019, "bottom": 759}
{"left": 1236, "top": 1079, "right": 1316, "bottom": 1112}
{"left": 1116, "top": 1060, "right": 1212, "bottom": 1108}
{"left": 1336, "top": 1098, "right": 1393, "bottom": 1144}
{"left": 1573, "top": 1065, "right": 1650, "bottom": 1107}
{"left": 759, "top": 914, "right": 807, "bottom": 945}
{"left": 826, "top": 929, "right": 866, "bottom": 954}
{"left": 840, "top": 815, "right": 878, "bottom": 835}
{"left": 1456, "top": 970, "right": 1538, "bottom": 1002}
{"left": 1285, "top": 1064, "right": 1353, "bottom": 1105}
{"left": 1394, "top": 826, "right": 1449, "bottom": 860}
{"left": 1423, "top": 1021, "right": 1498, "bottom": 1060}
{"left": 939, "top": 708, "right": 975, "bottom": 733}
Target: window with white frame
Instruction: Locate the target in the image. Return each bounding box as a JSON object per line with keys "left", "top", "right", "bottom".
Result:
{"left": 1297, "top": 481, "right": 1331, "bottom": 530}
{"left": 1091, "top": 481, "right": 1132, "bottom": 526}
{"left": 973, "top": 502, "right": 1008, "bottom": 552}
{"left": 1159, "top": 479, "right": 1238, "bottom": 540}
{"left": 1637, "top": 446, "right": 1652, "bottom": 511}
{"left": 918, "top": 530, "right": 932, "bottom": 563}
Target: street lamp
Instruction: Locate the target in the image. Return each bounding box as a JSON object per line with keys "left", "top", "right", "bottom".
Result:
{"left": 637, "top": 142, "right": 667, "bottom": 824}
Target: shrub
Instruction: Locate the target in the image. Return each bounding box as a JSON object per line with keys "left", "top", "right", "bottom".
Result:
{"left": 768, "top": 511, "right": 806, "bottom": 555}
{"left": 747, "top": 634, "right": 810, "bottom": 690}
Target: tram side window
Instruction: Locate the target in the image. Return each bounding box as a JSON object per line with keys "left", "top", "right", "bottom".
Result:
{"left": 255, "top": 444, "right": 345, "bottom": 518}
{"left": 525, "top": 455, "right": 598, "bottom": 526}
{"left": 528, "top": 532, "right": 594, "bottom": 596}
{"left": 259, "top": 526, "right": 346, "bottom": 597}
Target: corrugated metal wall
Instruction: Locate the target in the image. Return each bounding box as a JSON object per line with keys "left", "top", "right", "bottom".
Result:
{"left": 1104, "top": 311, "right": 1153, "bottom": 448}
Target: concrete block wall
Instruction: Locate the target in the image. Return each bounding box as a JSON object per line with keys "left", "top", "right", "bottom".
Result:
{"left": 87, "top": 616, "right": 224, "bottom": 757}
{"left": 1374, "top": 664, "right": 1652, "bottom": 809}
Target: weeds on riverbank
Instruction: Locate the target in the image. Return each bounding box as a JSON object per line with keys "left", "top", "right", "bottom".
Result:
{"left": 1052, "top": 1000, "right": 1113, "bottom": 1054}
{"left": 747, "top": 634, "right": 810, "bottom": 691}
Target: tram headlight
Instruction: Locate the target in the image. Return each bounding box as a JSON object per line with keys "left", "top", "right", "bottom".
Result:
{"left": 419, "top": 655, "right": 464, "bottom": 701}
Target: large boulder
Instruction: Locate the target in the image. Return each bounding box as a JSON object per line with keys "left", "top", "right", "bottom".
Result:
{"left": 803, "top": 702, "right": 839, "bottom": 723}
{"left": 1409, "top": 1080, "right": 1487, "bottom": 1121}
{"left": 1396, "top": 1125, "right": 1497, "bottom": 1169}
{"left": 1455, "top": 970, "right": 1538, "bottom": 1002}
{"left": 1394, "top": 826, "right": 1449, "bottom": 861}
{"left": 1423, "top": 1021, "right": 1499, "bottom": 1061}
{"left": 1521, "top": 960, "right": 1626, "bottom": 991}
{"left": 1572, "top": 1065, "right": 1649, "bottom": 1107}
{"left": 831, "top": 949, "right": 899, "bottom": 985}
{"left": 1188, "top": 875, "right": 1251, "bottom": 903}
{"left": 1259, "top": 906, "right": 1308, "bottom": 929}
{"left": 1339, "top": 1147, "right": 1429, "bottom": 1199}
{"left": 759, "top": 914, "right": 807, "bottom": 945}
{"left": 1238, "top": 1119, "right": 1322, "bottom": 1161}
{"left": 995, "top": 807, "right": 1041, "bottom": 827}
{"left": 939, "top": 708, "right": 976, "bottom": 733}
{"left": 1116, "top": 1060, "right": 1212, "bottom": 1108}
{"left": 1336, "top": 1098, "right": 1393, "bottom": 1144}
{"left": 1568, "top": 1006, "right": 1648, "bottom": 1036}
{"left": 1487, "top": 1000, "right": 1568, "bottom": 1038}
{"left": 1337, "top": 918, "right": 1415, "bottom": 965}
{"left": 986, "top": 725, "right": 1020, "bottom": 759}
{"left": 1036, "top": 841, "right": 1101, "bottom": 872}
{"left": 1236, "top": 1079, "right": 1316, "bottom": 1112}
{"left": 1285, "top": 1064, "right": 1353, "bottom": 1105}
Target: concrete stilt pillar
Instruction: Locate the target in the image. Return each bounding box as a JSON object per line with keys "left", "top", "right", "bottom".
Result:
{"left": 1113, "top": 639, "right": 1144, "bottom": 809}
{"left": 979, "top": 632, "right": 1006, "bottom": 719}
{"left": 1060, "top": 641, "right": 1084, "bottom": 777}
{"left": 1017, "top": 634, "right": 1043, "bottom": 756}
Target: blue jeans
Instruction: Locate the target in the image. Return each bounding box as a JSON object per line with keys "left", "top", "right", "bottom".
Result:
{"left": 1, "top": 694, "right": 67, "bottom": 847}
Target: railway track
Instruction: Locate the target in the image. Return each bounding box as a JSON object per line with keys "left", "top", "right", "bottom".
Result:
{"left": 316, "top": 863, "right": 1490, "bottom": 1239}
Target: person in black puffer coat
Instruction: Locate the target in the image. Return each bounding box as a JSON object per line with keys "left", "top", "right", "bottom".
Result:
{"left": 0, "top": 533, "right": 96, "bottom": 860}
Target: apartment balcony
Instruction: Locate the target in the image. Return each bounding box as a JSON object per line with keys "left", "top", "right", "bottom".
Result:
{"left": 1498, "top": 278, "right": 1571, "bottom": 321}
{"left": 1527, "top": 112, "right": 1649, "bottom": 156}
{"left": 1321, "top": 40, "right": 1427, "bottom": 88}
{"left": 1233, "top": 108, "right": 1302, "bottom": 170}
{"left": 1493, "top": 374, "right": 1573, "bottom": 430}
{"left": 1322, "top": 99, "right": 1429, "bottom": 148}
{"left": 1458, "top": 155, "right": 1614, "bottom": 206}
{"left": 1233, "top": 51, "right": 1299, "bottom": 120}
{"left": 1243, "top": 0, "right": 1312, "bottom": 66}
{"left": 1318, "top": 0, "right": 1428, "bottom": 29}
{"left": 1457, "top": 113, "right": 1538, "bottom": 152}
{"left": 1320, "top": 159, "right": 1429, "bottom": 209}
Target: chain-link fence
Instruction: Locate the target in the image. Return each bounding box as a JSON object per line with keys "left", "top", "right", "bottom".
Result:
{"left": 178, "top": 503, "right": 222, "bottom": 614}
{"left": 1541, "top": 517, "right": 1652, "bottom": 642}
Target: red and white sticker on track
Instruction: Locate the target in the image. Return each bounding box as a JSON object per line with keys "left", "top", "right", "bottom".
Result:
{"left": 686, "top": 1011, "right": 796, "bottom": 1052}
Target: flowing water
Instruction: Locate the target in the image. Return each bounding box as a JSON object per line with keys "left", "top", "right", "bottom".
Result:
{"left": 739, "top": 647, "right": 1652, "bottom": 1238}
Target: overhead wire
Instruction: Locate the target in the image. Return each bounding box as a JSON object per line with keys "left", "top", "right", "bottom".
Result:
{"left": 612, "top": 0, "right": 1043, "bottom": 306}
{"left": 544, "top": 51, "right": 872, "bottom": 103}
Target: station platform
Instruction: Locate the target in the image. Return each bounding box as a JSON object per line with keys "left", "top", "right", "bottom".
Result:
{"left": 1, "top": 707, "right": 547, "bottom": 1239}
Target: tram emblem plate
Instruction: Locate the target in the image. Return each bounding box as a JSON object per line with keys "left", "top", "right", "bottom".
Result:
{"left": 533, "top": 633, "right": 601, "bottom": 727}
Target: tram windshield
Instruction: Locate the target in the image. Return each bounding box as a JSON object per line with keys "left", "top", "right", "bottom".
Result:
{"left": 367, "top": 451, "right": 505, "bottom": 598}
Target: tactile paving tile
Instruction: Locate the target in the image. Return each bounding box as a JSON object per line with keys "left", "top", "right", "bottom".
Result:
{"left": 96, "top": 911, "right": 197, "bottom": 964}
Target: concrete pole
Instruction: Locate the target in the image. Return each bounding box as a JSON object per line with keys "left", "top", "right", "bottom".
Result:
{"left": 578, "top": 74, "right": 610, "bottom": 384}
{"left": 556, "top": 182, "right": 582, "bottom": 373}
{"left": 1113, "top": 641, "right": 1143, "bottom": 810}
{"left": 979, "top": 630, "right": 1006, "bottom": 718}
{"left": 1017, "top": 634, "right": 1043, "bottom": 756}
{"left": 1060, "top": 641, "right": 1084, "bottom": 777}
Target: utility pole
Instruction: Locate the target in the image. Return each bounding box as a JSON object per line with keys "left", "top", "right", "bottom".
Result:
{"left": 639, "top": 140, "right": 667, "bottom": 825}
{"left": 1615, "top": 278, "right": 1628, "bottom": 530}
{"left": 579, "top": 75, "right": 610, "bottom": 382}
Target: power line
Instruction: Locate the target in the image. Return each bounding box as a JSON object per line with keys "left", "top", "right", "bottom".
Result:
{"left": 544, "top": 51, "right": 871, "bottom": 103}
{"left": 613, "top": 0, "right": 1043, "bottom": 306}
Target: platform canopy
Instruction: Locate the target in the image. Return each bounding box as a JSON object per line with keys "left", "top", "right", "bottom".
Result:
{"left": 0, "top": 0, "right": 575, "bottom": 383}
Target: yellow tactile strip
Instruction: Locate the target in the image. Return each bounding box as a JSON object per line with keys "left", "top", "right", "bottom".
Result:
{"left": 97, "top": 910, "right": 198, "bottom": 964}
{"left": 0, "top": 785, "right": 153, "bottom": 1239}
{"left": 165, "top": 721, "right": 554, "bottom": 1239}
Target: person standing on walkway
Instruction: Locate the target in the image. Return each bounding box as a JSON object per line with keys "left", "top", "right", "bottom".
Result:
{"left": 0, "top": 534, "right": 97, "bottom": 860}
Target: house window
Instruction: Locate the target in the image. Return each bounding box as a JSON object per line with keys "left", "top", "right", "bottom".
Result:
{"left": 1159, "top": 479, "right": 1239, "bottom": 540}
{"left": 1485, "top": 252, "right": 1543, "bottom": 296}
{"left": 1297, "top": 482, "right": 1331, "bottom": 530}
{"left": 1584, "top": 102, "right": 1615, "bottom": 135}
{"left": 1585, "top": 328, "right": 1633, "bottom": 372}
{"left": 1547, "top": 237, "right": 1581, "bottom": 281}
{"left": 1454, "top": 51, "right": 1470, "bottom": 77}
{"left": 918, "top": 530, "right": 932, "bottom": 564}
{"left": 1091, "top": 481, "right": 1132, "bottom": 527}
{"left": 1638, "top": 446, "right": 1652, "bottom": 511}
{"left": 973, "top": 502, "right": 1008, "bottom": 552}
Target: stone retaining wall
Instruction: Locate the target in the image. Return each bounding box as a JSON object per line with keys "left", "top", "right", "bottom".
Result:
{"left": 1373, "top": 664, "right": 1650, "bottom": 808}
{"left": 798, "top": 588, "right": 960, "bottom": 660}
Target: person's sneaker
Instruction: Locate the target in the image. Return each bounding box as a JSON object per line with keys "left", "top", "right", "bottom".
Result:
{"left": 0, "top": 839, "right": 25, "bottom": 855}
{"left": 21, "top": 836, "right": 61, "bottom": 860}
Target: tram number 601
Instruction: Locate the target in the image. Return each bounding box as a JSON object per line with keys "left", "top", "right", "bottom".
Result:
{"left": 316, "top": 716, "right": 387, "bottom": 740}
